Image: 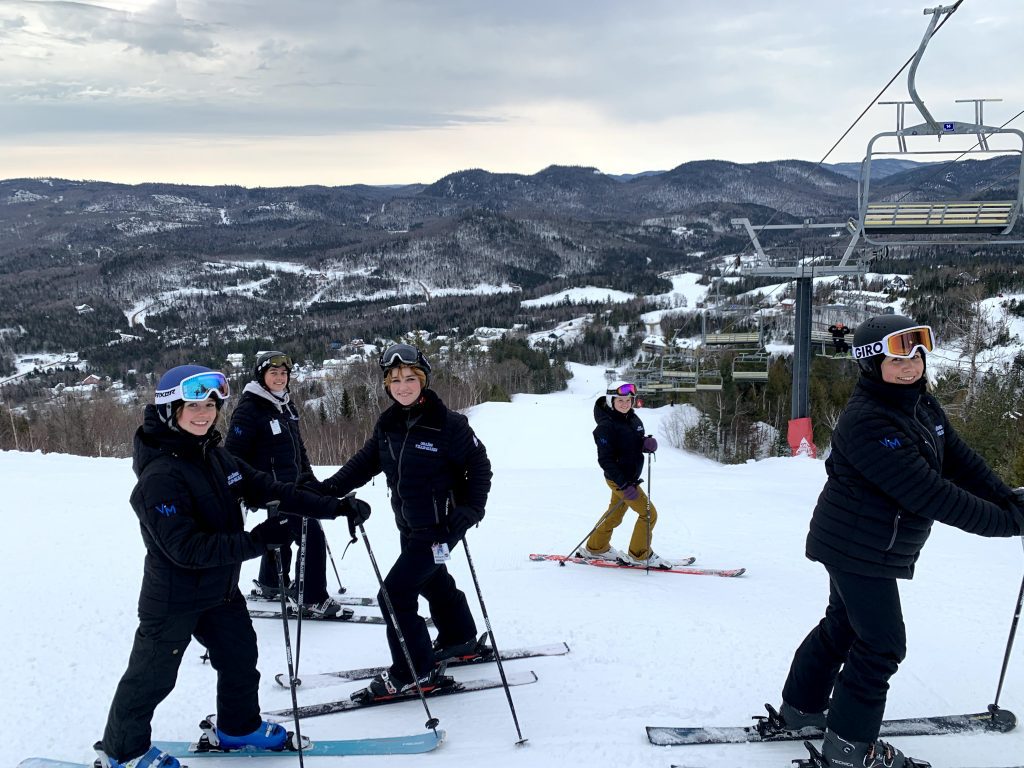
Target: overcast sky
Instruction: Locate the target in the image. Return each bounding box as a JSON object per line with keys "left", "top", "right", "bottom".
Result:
{"left": 0, "top": 0, "right": 1022, "bottom": 187}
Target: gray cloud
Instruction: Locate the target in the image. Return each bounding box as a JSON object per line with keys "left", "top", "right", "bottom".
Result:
{"left": 0, "top": 0, "right": 1022, "bottom": 177}
{"left": 11, "top": 0, "right": 216, "bottom": 55}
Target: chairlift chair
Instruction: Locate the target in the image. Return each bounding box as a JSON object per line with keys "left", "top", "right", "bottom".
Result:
{"left": 851, "top": 6, "right": 1024, "bottom": 246}
{"left": 732, "top": 352, "right": 770, "bottom": 382}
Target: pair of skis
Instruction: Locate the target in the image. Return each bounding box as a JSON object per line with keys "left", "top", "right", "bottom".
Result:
{"left": 263, "top": 638, "right": 568, "bottom": 718}
{"left": 530, "top": 552, "right": 746, "bottom": 577}
{"left": 246, "top": 581, "right": 394, "bottom": 624}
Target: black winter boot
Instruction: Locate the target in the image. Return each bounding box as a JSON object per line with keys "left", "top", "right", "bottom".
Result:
{"left": 822, "top": 729, "right": 907, "bottom": 768}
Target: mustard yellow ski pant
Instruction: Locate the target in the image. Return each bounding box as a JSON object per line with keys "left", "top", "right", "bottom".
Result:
{"left": 586, "top": 478, "right": 658, "bottom": 560}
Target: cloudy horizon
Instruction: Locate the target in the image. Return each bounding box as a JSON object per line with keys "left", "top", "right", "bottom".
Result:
{"left": 1, "top": 0, "right": 1022, "bottom": 187}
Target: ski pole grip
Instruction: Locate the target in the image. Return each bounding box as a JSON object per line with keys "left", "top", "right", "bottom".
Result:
{"left": 343, "top": 492, "right": 358, "bottom": 542}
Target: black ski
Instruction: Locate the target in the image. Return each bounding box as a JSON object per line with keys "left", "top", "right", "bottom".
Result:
{"left": 648, "top": 704, "right": 1016, "bottom": 745}
{"left": 248, "top": 607, "right": 433, "bottom": 627}
{"left": 263, "top": 670, "right": 538, "bottom": 719}
{"left": 248, "top": 580, "right": 378, "bottom": 607}
{"left": 274, "top": 641, "right": 569, "bottom": 688}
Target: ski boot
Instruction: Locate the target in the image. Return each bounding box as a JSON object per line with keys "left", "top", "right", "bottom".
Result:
{"left": 433, "top": 632, "right": 492, "bottom": 663}
{"left": 623, "top": 550, "right": 672, "bottom": 569}
{"left": 197, "top": 715, "right": 309, "bottom": 752}
{"left": 575, "top": 544, "right": 624, "bottom": 562}
{"left": 797, "top": 731, "right": 931, "bottom": 768}
{"left": 350, "top": 665, "right": 456, "bottom": 703}
{"left": 755, "top": 702, "right": 826, "bottom": 739}
{"left": 299, "top": 597, "right": 354, "bottom": 620}
{"left": 94, "top": 743, "right": 180, "bottom": 768}
{"left": 249, "top": 579, "right": 295, "bottom": 602}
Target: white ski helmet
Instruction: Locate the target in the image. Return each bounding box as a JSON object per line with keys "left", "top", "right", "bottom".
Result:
{"left": 605, "top": 380, "right": 637, "bottom": 408}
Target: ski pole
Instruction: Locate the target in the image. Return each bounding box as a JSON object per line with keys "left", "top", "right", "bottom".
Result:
{"left": 293, "top": 515, "right": 309, "bottom": 679}
{"left": 355, "top": 517, "right": 440, "bottom": 733}
{"left": 460, "top": 535, "right": 528, "bottom": 745}
{"left": 645, "top": 452, "right": 653, "bottom": 575}
{"left": 320, "top": 522, "right": 347, "bottom": 595}
{"left": 561, "top": 497, "right": 627, "bottom": 565}
{"left": 991, "top": 536, "right": 1024, "bottom": 713}
{"left": 267, "top": 501, "right": 305, "bottom": 763}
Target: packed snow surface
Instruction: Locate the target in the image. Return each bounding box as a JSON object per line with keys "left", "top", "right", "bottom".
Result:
{"left": 4, "top": 363, "right": 1023, "bottom": 767}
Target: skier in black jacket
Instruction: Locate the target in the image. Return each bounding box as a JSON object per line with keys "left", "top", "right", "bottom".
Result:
{"left": 578, "top": 381, "right": 662, "bottom": 566}
{"left": 320, "top": 344, "right": 492, "bottom": 702}
{"left": 774, "top": 316, "right": 1024, "bottom": 768}
{"left": 96, "top": 365, "right": 369, "bottom": 768}
{"left": 225, "top": 351, "right": 346, "bottom": 618}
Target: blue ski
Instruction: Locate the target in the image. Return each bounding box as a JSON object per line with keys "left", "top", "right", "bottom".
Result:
{"left": 19, "top": 731, "right": 444, "bottom": 766}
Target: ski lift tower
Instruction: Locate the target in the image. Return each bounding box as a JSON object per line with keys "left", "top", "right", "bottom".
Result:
{"left": 731, "top": 220, "right": 871, "bottom": 457}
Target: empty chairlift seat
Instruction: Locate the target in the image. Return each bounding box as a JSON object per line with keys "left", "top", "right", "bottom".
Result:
{"left": 862, "top": 200, "right": 1018, "bottom": 235}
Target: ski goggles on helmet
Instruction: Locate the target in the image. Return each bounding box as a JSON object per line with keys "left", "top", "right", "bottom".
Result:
{"left": 607, "top": 383, "right": 638, "bottom": 397}
{"left": 852, "top": 325, "right": 934, "bottom": 361}
{"left": 155, "top": 371, "right": 231, "bottom": 404}
{"left": 260, "top": 353, "right": 292, "bottom": 371}
{"left": 379, "top": 343, "right": 431, "bottom": 374}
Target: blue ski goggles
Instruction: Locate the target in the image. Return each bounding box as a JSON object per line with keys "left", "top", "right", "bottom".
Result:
{"left": 378, "top": 343, "right": 432, "bottom": 374}
{"left": 155, "top": 371, "right": 231, "bottom": 404}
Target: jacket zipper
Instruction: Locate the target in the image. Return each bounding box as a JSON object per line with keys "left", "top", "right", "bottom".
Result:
{"left": 885, "top": 511, "right": 901, "bottom": 552}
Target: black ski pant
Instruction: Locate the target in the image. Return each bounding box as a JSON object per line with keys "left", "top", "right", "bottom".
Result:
{"left": 257, "top": 516, "right": 332, "bottom": 603}
{"left": 101, "top": 591, "right": 262, "bottom": 761}
{"left": 781, "top": 566, "right": 906, "bottom": 742}
{"left": 379, "top": 534, "right": 477, "bottom": 683}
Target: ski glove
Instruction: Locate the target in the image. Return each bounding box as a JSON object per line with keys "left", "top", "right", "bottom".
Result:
{"left": 620, "top": 484, "right": 640, "bottom": 501}
{"left": 338, "top": 495, "right": 372, "bottom": 527}
{"left": 250, "top": 516, "right": 293, "bottom": 551}
{"left": 448, "top": 505, "right": 484, "bottom": 540}
{"left": 642, "top": 435, "right": 658, "bottom": 453}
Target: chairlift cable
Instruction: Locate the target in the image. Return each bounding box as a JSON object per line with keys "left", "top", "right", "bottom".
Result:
{"left": 744, "top": 1, "right": 964, "bottom": 247}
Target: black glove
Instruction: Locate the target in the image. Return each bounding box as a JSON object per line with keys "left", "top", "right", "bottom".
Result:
{"left": 448, "top": 505, "right": 484, "bottom": 540}
{"left": 297, "top": 472, "right": 326, "bottom": 494}
{"left": 340, "top": 495, "right": 372, "bottom": 527}
{"left": 250, "top": 516, "right": 292, "bottom": 551}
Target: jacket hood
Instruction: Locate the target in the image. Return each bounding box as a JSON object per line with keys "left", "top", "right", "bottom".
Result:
{"left": 242, "top": 380, "right": 290, "bottom": 410}
{"left": 134, "top": 403, "right": 222, "bottom": 477}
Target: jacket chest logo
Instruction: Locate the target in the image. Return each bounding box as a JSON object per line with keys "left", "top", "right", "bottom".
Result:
{"left": 934, "top": 424, "right": 945, "bottom": 436}
{"left": 226, "top": 471, "right": 243, "bottom": 485}
{"left": 880, "top": 437, "right": 902, "bottom": 449}
{"left": 156, "top": 503, "right": 177, "bottom": 517}
{"left": 414, "top": 441, "right": 439, "bottom": 453}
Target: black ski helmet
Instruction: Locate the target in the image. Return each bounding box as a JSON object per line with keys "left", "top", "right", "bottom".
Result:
{"left": 254, "top": 351, "right": 292, "bottom": 389}
{"left": 851, "top": 314, "right": 927, "bottom": 381}
{"left": 378, "top": 343, "right": 431, "bottom": 388}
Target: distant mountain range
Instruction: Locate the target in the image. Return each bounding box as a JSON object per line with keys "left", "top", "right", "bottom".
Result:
{"left": 0, "top": 155, "right": 1018, "bottom": 371}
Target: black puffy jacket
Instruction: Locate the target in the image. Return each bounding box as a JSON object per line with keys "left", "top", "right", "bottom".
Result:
{"left": 130, "top": 404, "right": 339, "bottom": 616}
{"left": 592, "top": 397, "right": 646, "bottom": 489}
{"left": 224, "top": 383, "right": 312, "bottom": 484}
{"left": 322, "top": 389, "right": 491, "bottom": 539}
{"left": 807, "top": 376, "right": 1022, "bottom": 579}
